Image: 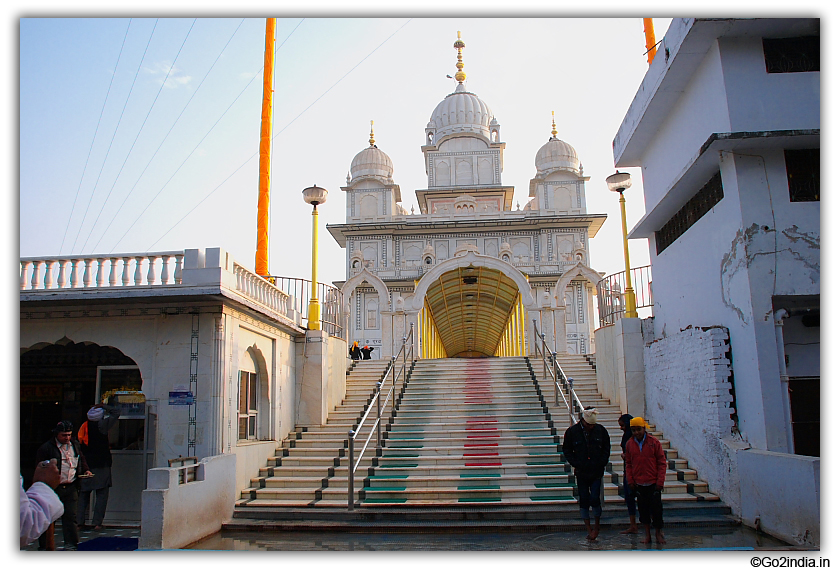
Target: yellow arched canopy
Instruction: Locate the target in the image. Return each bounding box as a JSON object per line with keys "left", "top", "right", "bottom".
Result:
{"left": 423, "top": 265, "right": 521, "bottom": 357}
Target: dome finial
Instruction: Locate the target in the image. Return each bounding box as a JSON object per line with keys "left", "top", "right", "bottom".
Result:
{"left": 369, "top": 120, "right": 375, "bottom": 147}
{"left": 551, "top": 111, "right": 557, "bottom": 138}
{"left": 453, "top": 31, "right": 466, "bottom": 84}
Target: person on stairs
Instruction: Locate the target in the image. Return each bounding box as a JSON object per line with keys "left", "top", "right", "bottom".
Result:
{"left": 360, "top": 345, "right": 373, "bottom": 360}
{"left": 349, "top": 341, "right": 361, "bottom": 361}
{"left": 618, "top": 413, "right": 639, "bottom": 534}
{"left": 624, "top": 416, "right": 667, "bottom": 544}
{"left": 562, "top": 406, "right": 611, "bottom": 541}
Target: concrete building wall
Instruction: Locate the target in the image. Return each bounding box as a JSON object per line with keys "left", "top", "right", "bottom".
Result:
{"left": 737, "top": 448, "right": 820, "bottom": 546}
{"left": 718, "top": 37, "right": 820, "bottom": 132}
{"left": 637, "top": 42, "right": 731, "bottom": 206}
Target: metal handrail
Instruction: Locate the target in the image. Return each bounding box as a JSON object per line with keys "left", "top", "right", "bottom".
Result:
{"left": 263, "top": 275, "right": 345, "bottom": 339}
{"left": 596, "top": 265, "right": 653, "bottom": 327}
{"left": 347, "top": 324, "right": 414, "bottom": 510}
{"left": 532, "top": 320, "right": 584, "bottom": 426}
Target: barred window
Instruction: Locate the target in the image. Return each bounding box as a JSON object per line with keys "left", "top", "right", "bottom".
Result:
{"left": 655, "top": 172, "right": 724, "bottom": 254}
{"left": 763, "top": 36, "right": 819, "bottom": 73}
{"left": 785, "top": 149, "right": 819, "bottom": 202}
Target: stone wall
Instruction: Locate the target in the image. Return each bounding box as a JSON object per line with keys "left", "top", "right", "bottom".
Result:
{"left": 644, "top": 325, "right": 747, "bottom": 514}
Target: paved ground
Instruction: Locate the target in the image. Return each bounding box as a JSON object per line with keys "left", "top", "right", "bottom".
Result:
{"left": 23, "top": 521, "right": 803, "bottom": 552}
{"left": 186, "top": 525, "right": 795, "bottom": 551}
{"left": 20, "top": 523, "right": 141, "bottom": 551}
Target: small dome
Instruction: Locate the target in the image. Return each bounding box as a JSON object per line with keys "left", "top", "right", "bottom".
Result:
{"left": 535, "top": 136, "right": 580, "bottom": 175}
{"left": 429, "top": 84, "right": 494, "bottom": 144}
{"left": 350, "top": 145, "right": 393, "bottom": 184}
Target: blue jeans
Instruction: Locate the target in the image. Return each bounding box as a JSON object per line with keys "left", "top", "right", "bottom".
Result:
{"left": 576, "top": 475, "right": 603, "bottom": 520}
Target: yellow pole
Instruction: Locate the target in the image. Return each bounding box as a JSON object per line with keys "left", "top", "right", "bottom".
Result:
{"left": 307, "top": 206, "right": 322, "bottom": 329}
{"left": 255, "top": 18, "right": 276, "bottom": 276}
{"left": 643, "top": 18, "right": 657, "bottom": 65}
{"left": 619, "top": 192, "right": 638, "bottom": 318}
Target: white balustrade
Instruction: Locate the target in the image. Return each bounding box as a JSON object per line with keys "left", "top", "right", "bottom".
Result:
{"left": 232, "top": 263, "right": 290, "bottom": 317}
{"left": 19, "top": 251, "right": 186, "bottom": 291}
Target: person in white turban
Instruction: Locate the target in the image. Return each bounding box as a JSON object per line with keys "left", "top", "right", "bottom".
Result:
{"left": 561, "top": 406, "right": 612, "bottom": 540}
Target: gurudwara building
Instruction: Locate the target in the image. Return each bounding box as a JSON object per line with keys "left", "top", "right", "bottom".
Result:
{"left": 329, "top": 35, "right": 606, "bottom": 360}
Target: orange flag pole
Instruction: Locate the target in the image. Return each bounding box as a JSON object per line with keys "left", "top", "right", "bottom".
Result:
{"left": 255, "top": 18, "right": 276, "bottom": 277}
{"left": 643, "top": 18, "right": 657, "bottom": 65}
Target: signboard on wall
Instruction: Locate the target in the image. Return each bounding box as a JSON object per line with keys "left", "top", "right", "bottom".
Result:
{"left": 168, "top": 390, "right": 195, "bottom": 406}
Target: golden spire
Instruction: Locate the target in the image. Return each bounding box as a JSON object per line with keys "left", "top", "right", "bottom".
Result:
{"left": 369, "top": 120, "right": 375, "bottom": 147}
{"left": 551, "top": 111, "right": 557, "bottom": 138}
{"left": 454, "top": 31, "right": 466, "bottom": 83}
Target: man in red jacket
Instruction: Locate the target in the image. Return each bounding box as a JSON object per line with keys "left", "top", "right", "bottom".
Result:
{"left": 624, "top": 417, "right": 667, "bottom": 544}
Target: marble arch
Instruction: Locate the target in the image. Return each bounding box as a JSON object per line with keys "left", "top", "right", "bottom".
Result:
{"left": 409, "top": 251, "right": 536, "bottom": 312}
{"left": 553, "top": 261, "right": 602, "bottom": 307}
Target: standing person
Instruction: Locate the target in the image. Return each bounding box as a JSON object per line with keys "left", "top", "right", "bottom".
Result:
{"left": 618, "top": 413, "right": 638, "bottom": 534}
{"left": 624, "top": 416, "right": 667, "bottom": 544}
{"left": 360, "top": 345, "right": 373, "bottom": 360}
{"left": 35, "top": 420, "right": 93, "bottom": 550}
{"left": 77, "top": 404, "right": 120, "bottom": 530}
{"left": 562, "top": 407, "right": 611, "bottom": 540}
{"left": 349, "top": 341, "right": 361, "bottom": 361}
{"left": 20, "top": 459, "right": 64, "bottom": 547}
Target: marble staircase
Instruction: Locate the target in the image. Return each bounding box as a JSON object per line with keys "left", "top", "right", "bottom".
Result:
{"left": 231, "top": 355, "right": 725, "bottom": 526}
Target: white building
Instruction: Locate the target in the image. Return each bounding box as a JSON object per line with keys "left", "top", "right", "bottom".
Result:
{"left": 611, "top": 18, "right": 819, "bottom": 545}
{"left": 328, "top": 35, "right": 607, "bottom": 359}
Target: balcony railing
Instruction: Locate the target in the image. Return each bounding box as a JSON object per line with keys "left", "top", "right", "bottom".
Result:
{"left": 596, "top": 265, "right": 653, "bottom": 327}
{"left": 20, "top": 252, "right": 185, "bottom": 290}
{"left": 20, "top": 247, "right": 345, "bottom": 340}
{"left": 266, "top": 276, "right": 345, "bottom": 340}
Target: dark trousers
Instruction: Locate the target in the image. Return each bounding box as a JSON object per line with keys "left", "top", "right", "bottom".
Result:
{"left": 623, "top": 475, "right": 636, "bottom": 517}
{"left": 39, "top": 483, "right": 79, "bottom": 548}
{"left": 635, "top": 484, "right": 664, "bottom": 529}
{"left": 575, "top": 475, "right": 603, "bottom": 520}
{"left": 77, "top": 486, "right": 110, "bottom": 526}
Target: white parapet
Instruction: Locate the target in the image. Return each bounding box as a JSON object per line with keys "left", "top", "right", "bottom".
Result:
{"left": 139, "top": 453, "right": 237, "bottom": 550}
{"left": 21, "top": 247, "right": 300, "bottom": 329}
{"left": 20, "top": 251, "right": 185, "bottom": 290}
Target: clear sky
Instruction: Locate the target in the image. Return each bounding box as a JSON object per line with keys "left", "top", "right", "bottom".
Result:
{"left": 19, "top": 17, "right": 672, "bottom": 287}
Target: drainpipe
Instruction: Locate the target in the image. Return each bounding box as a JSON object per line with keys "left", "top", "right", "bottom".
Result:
{"left": 773, "top": 309, "right": 795, "bottom": 453}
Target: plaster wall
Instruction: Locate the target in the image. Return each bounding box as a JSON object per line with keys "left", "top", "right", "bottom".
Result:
{"left": 593, "top": 319, "right": 645, "bottom": 416}
{"left": 637, "top": 42, "right": 731, "bottom": 207}
{"left": 644, "top": 148, "right": 818, "bottom": 451}
{"left": 718, "top": 37, "right": 820, "bottom": 132}
{"left": 737, "top": 448, "right": 820, "bottom": 546}
{"left": 139, "top": 453, "right": 236, "bottom": 550}
{"left": 644, "top": 326, "right": 747, "bottom": 513}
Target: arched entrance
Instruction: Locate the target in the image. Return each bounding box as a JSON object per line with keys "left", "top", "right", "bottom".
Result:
{"left": 409, "top": 252, "right": 537, "bottom": 358}
{"left": 340, "top": 268, "right": 392, "bottom": 358}
{"left": 20, "top": 339, "right": 148, "bottom": 522}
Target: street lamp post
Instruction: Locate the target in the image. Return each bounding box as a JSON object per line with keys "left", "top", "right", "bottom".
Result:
{"left": 302, "top": 185, "right": 328, "bottom": 330}
{"left": 606, "top": 171, "right": 638, "bottom": 318}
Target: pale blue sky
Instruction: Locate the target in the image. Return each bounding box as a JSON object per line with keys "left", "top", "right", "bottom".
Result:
{"left": 19, "top": 17, "right": 673, "bottom": 286}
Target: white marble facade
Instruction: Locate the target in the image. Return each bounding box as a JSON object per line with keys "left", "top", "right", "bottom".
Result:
{"left": 328, "top": 44, "right": 606, "bottom": 358}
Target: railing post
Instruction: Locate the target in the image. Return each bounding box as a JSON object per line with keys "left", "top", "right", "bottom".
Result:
{"left": 347, "top": 430, "right": 355, "bottom": 511}
{"left": 568, "top": 377, "right": 575, "bottom": 417}
{"left": 393, "top": 354, "right": 398, "bottom": 417}
{"left": 376, "top": 381, "right": 382, "bottom": 451}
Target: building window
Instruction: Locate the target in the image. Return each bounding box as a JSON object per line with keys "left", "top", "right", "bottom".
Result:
{"left": 655, "top": 171, "right": 724, "bottom": 254}
{"left": 238, "top": 371, "right": 258, "bottom": 440}
{"left": 763, "top": 36, "right": 819, "bottom": 73}
{"left": 785, "top": 149, "right": 819, "bottom": 202}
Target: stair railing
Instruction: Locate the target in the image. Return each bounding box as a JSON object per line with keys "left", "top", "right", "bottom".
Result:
{"left": 532, "top": 320, "right": 584, "bottom": 426}
{"left": 347, "top": 324, "right": 414, "bottom": 510}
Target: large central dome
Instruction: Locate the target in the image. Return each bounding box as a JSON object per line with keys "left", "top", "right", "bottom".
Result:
{"left": 429, "top": 83, "right": 494, "bottom": 144}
